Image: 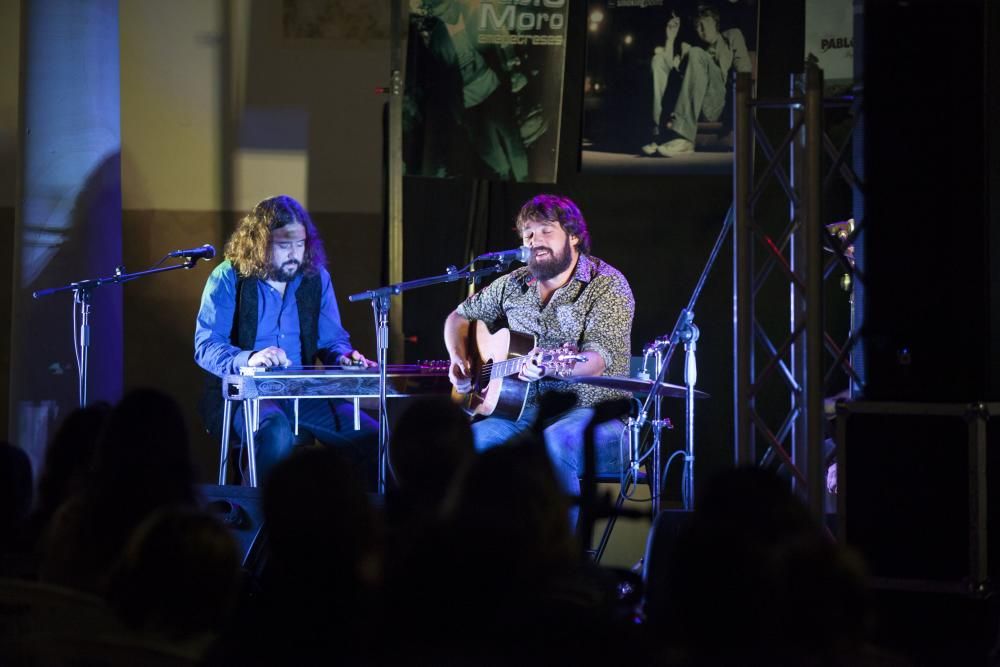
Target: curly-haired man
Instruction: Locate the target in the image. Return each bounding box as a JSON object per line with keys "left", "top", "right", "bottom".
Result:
{"left": 195, "top": 195, "right": 377, "bottom": 484}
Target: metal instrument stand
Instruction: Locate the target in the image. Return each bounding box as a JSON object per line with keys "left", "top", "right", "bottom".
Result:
{"left": 372, "top": 291, "right": 391, "bottom": 494}
{"left": 636, "top": 205, "right": 734, "bottom": 514}
{"left": 74, "top": 288, "right": 92, "bottom": 407}
{"left": 33, "top": 256, "right": 209, "bottom": 408}
{"left": 349, "top": 259, "right": 519, "bottom": 493}
{"left": 679, "top": 318, "right": 699, "bottom": 509}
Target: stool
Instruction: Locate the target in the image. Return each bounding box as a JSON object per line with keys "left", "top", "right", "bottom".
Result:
{"left": 217, "top": 398, "right": 261, "bottom": 487}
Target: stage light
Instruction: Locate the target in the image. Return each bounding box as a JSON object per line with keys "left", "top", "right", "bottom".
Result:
{"left": 623, "top": 34, "right": 633, "bottom": 45}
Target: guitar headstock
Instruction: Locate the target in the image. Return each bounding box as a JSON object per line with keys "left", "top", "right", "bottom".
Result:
{"left": 539, "top": 343, "right": 587, "bottom": 379}
{"left": 417, "top": 359, "right": 450, "bottom": 373}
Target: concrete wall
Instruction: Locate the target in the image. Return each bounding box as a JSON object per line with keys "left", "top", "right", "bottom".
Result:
{"left": 120, "top": 0, "right": 389, "bottom": 214}
{"left": 0, "top": 1, "right": 390, "bottom": 478}
{"left": 117, "top": 1, "right": 390, "bottom": 479}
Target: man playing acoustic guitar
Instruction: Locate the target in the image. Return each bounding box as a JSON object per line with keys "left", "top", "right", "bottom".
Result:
{"left": 444, "top": 194, "right": 635, "bottom": 514}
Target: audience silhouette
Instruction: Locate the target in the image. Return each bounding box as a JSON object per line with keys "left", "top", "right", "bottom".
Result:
{"left": 17, "top": 402, "right": 111, "bottom": 562}
{"left": 204, "top": 445, "right": 381, "bottom": 665}
{"left": 0, "top": 390, "right": 920, "bottom": 665}
{"left": 40, "top": 388, "right": 198, "bottom": 593}
{"left": 0, "top": 441, "right": 33, "bottom": 558}
{"left": 645, "top": 466, "right": 876, "bottom": 666}
{"left": 387, "top": 395, "right": 474, "bottom": 522}
{"left": 106, "top": 507, "right": 241, "bottom": 647}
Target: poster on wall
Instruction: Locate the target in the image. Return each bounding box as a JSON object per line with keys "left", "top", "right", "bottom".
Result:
{"left": 804, "top": 0, "right": 854, "bottom": 95}
{"left": 281, "top": 0, "right": 391, "bottom": 43}
{"left": 403, "top": 0, "right": 569, "bottom": 183}
{"left": 581, "top": 0, "right": 758, "bottom": 175}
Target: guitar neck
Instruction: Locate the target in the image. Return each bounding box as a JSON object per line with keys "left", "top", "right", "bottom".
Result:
{"left": 488, "top": 350, "right": 581, "bottom": 379}
{"left": 489, "top": 355, "right": 527, "bottom": 379}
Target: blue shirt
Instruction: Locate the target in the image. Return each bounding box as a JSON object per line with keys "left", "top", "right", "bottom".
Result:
{"left": 194, "top": 260, "right": 354, "bottom": 377}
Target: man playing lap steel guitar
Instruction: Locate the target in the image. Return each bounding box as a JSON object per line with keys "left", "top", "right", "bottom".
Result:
{"left": 195, "top": 195, "right": 378, "bottom": 485}
{"left": 444, "top": 194, "right": 635, "bottom": 513}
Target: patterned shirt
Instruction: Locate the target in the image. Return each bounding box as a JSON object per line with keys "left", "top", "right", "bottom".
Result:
{"left": 457, "top": 253, "right": 635, "bottom": 408}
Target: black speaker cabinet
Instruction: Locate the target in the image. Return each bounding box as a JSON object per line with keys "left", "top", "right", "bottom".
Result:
{"left": 859, "top": 0, "right": 999, "bottom": 402}
{"left": 198, "top": 484, "right": 266, "bottom": 570}
{"left": 836, "top": 401, "right": 1000, "bottom": 593}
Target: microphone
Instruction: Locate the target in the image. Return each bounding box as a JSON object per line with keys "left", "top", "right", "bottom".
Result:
{"left": 168, "top": 244, "right": 216, "bottom": 261}
{"left": 475, "top": 246, "right": 530, "bottom": 263}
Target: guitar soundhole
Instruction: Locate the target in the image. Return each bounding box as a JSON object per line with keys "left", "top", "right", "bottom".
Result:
{"left": 480, "top": 358, "right": 494, "bottom": 395}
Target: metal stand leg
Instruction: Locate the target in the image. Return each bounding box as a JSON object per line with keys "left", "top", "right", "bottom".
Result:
{"left": 650, "top": 350, "right": 664, "bottom": 516}
{"left": 682, "top": 330, "right": 699, "bottom": 509}
{"left": 594, "top": 492, "right": 627, "bottom": 563}
{"left": 594, "top": 418, "right": 645, "bottom": 563}
{"left": 74, "top": 289, "right": 91, "bottom": 408}
{"left": 373, "top": 295, "right": 391, "bottom": 493}
{"left": 244, "top": 399, "right": 258, "bottom": 488}
{"left": 218, "top": 399, "right": 232, "bottom": 485}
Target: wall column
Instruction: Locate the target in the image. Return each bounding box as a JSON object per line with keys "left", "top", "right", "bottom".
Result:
{"left": 10, "top": 0, "right": 123, "bottom": 473}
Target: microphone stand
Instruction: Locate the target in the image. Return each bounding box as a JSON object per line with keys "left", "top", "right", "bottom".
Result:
{"left": 639, "top": 204, "right": 733, "bottom": 513}
{"left": 349, "top": 258, "right": 519, "bottom": 494}
{"left": 33, "top": 255, "right": 209, "bottom": 408}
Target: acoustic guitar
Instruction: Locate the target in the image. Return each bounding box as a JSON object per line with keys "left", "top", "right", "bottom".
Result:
{"left": 455, "top": 321, "right": 584, "bottom": 421}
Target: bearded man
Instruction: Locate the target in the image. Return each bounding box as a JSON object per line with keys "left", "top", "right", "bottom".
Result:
{"left": 443, "top": 194, "right": 635, "bottom": 515}
{"left": 195, "top": 195, "right": 377, "bottom": 484}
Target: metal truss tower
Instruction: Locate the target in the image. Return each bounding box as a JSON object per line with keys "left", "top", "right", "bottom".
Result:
{"left": 733, "top": 64, "right": 865, "bottom": 517}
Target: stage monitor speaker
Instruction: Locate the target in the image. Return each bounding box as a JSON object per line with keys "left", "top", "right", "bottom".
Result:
{"left": 859, "top": 0, "right": 998, "bottom": 402}
{"left": 837, "top": 402, "right": 1000, "bottom": 592}
{"left": 198, "top": 484, "right": 266, "bottom": 571}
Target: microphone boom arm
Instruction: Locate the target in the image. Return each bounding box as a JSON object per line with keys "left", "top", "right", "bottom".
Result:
{"left": 348, "top": 259, "right": 518, "bottom": 495}
{"left": 32, "top": 249, "right": 216, "bottom": 408}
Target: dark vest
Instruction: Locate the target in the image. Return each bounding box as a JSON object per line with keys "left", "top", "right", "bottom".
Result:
{"left": 198, "top": 272, "right": 323, "bottom": 439}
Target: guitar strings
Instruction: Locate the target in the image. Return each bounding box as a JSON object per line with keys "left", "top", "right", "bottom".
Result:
{"left": 479, "top": 360, "right": 493, "bottom": 383}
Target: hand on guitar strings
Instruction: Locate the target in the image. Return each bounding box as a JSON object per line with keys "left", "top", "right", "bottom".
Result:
{"left": 248, "top": 346, "right": 292, "bottom": 369}
{"left": 336, "top": 349, "right": 378, "bottom": 369}
{"left": 519, "top": 348, "right": 549, "bottom": 382}
{"left": 448, "top": 356, "right": 472, "bottom": 394}
{"left": 520, "top": 344, "right": 586, "bottom": 382}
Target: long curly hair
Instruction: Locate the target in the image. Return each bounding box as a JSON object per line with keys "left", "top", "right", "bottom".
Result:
{"left": 225, "top": 195, "right": 328, "bottom": 278}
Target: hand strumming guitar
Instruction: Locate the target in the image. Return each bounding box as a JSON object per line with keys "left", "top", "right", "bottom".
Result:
{"left": 449, "top": 356, "right": 472, "bottom": 394}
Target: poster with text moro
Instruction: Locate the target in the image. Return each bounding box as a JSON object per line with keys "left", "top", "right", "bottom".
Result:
{"left": 404, "top": 0, "right": 569, "bottom": 183}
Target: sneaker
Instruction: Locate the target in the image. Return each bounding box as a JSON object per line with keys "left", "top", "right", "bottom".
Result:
{"left": 640, "top": 142, "right": 659, "bottom": 156}
{"left": 657, "top": 137, "right": 694, "bottom": 157}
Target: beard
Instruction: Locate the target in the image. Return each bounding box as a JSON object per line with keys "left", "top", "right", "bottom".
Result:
{"left": 268, "top": 260, "right": 302, "bottom": 282}
{"left": 528, "top": 237, "right": 574, "bottom": 281}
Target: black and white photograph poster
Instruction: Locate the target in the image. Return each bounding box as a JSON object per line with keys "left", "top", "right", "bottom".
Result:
{"left": 582, "top": 0, "right": 758, "bottom": 175}
{"left": 403, "top": 0, "right": 569, "bottom": 183}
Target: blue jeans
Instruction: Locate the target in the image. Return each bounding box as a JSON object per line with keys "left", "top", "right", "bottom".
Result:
{"left": 670, "top": 46, "right": 727, "bottom": 142}
{"left": 471, "top": 406, "right": 627, "bottom": 499}
{"left": 234, "top": 398, "right": 378, "bottom": 485}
